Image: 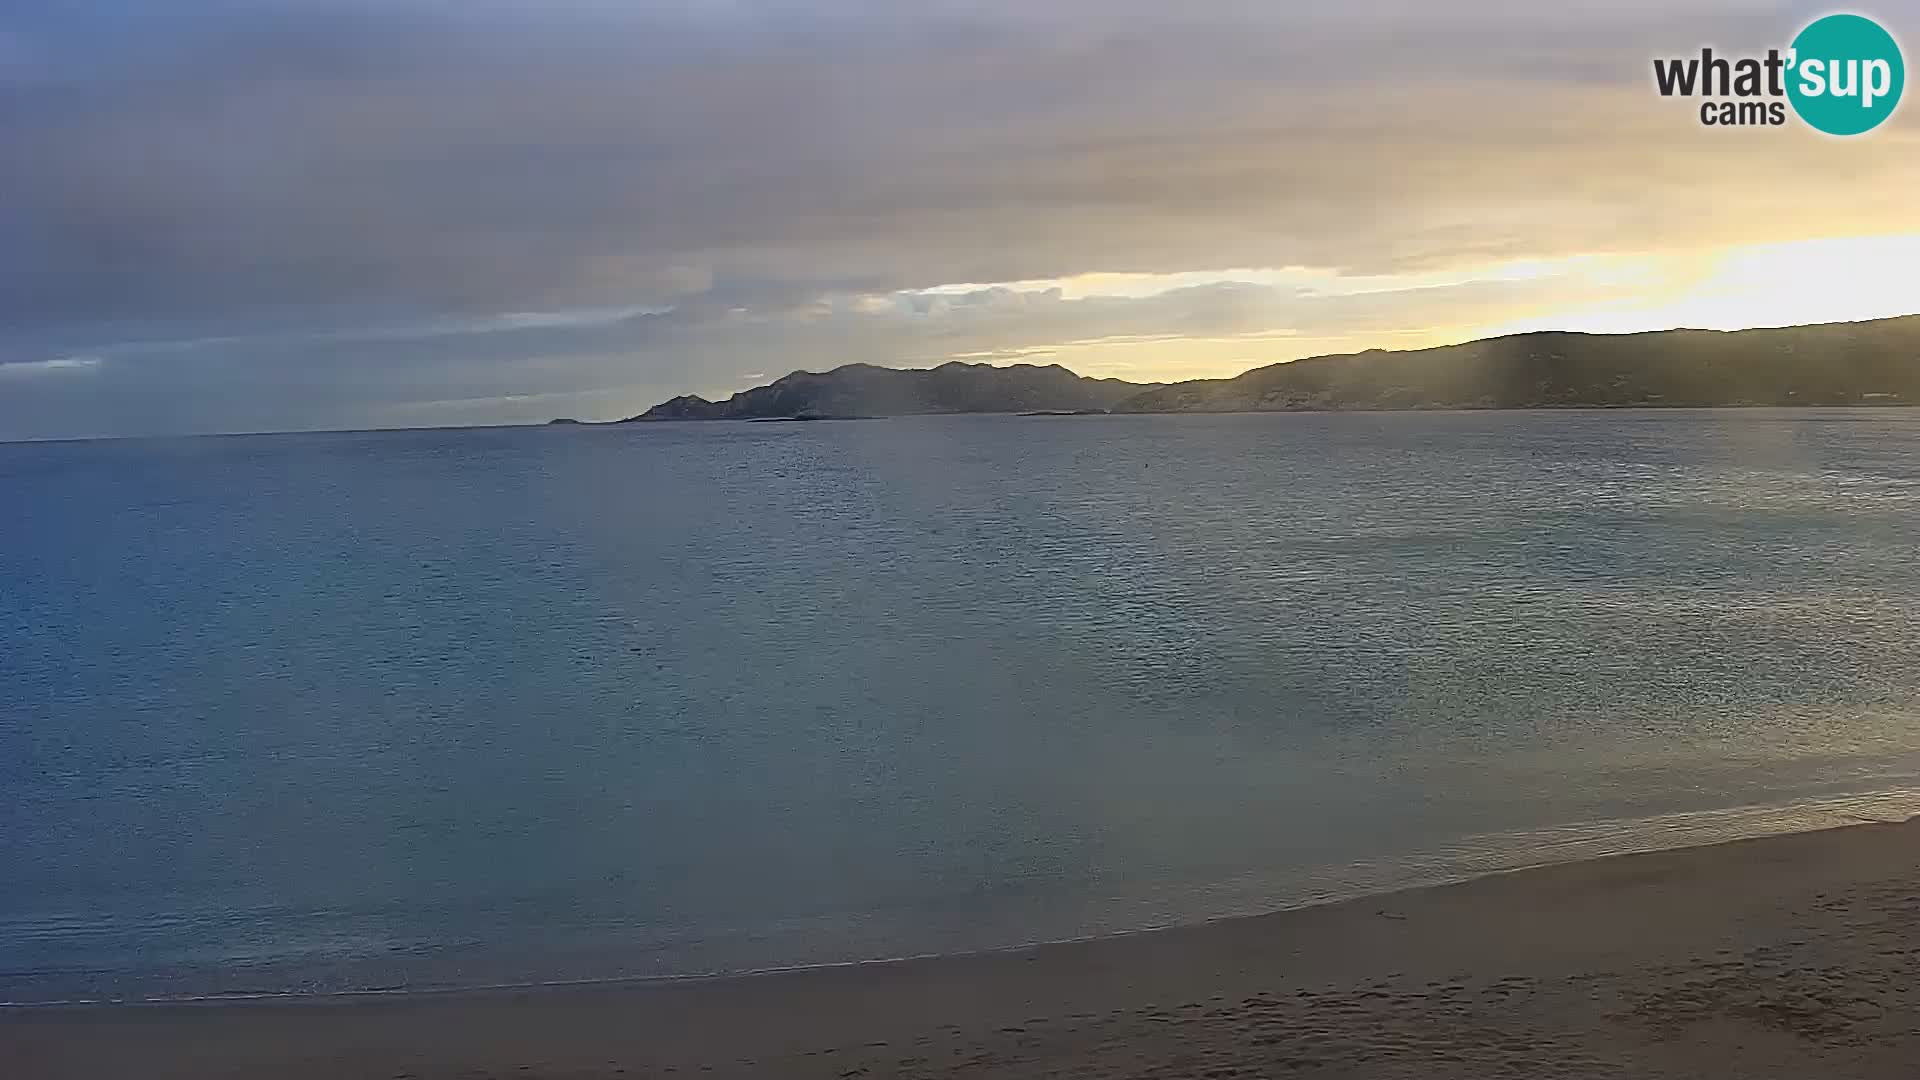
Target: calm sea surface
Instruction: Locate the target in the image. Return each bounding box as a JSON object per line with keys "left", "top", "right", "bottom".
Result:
{"left": 6, "top": 410, "right": 1920, "bottom": 1003}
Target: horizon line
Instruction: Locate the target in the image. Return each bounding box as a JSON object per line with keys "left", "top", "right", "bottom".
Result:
{"left": 6, "top": 311, "right": 1916, "bottom": 446}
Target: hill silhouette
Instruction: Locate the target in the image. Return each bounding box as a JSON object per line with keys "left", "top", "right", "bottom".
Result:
{"left": 626, "top": 362, "right": 1157, "bottom": 420}
{"left": 1111, "top": 317, "right": 1920, "bottom": 412}
{"left": 622, "top": 316, "right": 1920, "bottom": 422}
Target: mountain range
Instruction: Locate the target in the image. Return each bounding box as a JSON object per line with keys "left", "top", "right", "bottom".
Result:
{"left": 617, "top": 315, "right": 1920, "bottom": 422}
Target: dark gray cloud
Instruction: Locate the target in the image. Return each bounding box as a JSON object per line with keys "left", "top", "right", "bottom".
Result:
{"left": 3, "top": 1, "right": 1917, "bottom": 437}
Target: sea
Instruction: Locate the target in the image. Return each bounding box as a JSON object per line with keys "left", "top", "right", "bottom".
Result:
{"left": 6, "top": 409, "right": 1920, "bottom": 1004}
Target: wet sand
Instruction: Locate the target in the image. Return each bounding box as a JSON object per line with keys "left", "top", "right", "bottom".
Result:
{"left": 9, "top": 817, "right": 1920, "bottom": 1079}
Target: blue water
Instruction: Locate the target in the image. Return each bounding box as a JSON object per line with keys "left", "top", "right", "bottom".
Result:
{"left": 6, "top": 410, "right": 1920, "bottom": 1004}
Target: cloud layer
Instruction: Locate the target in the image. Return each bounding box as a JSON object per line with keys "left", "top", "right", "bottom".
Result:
{"left": 4, "top": 1, "right": 1918, "bottom": 437}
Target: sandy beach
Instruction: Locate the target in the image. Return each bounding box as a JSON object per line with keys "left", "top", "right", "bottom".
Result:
{"left": 9, "top": 816, "right": 1920, "bottom": 1079}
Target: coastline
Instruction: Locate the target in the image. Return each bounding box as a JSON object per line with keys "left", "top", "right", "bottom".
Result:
{"left": 6, "top": 402, "right": 1919, "bottom": 447}
{"left": 11, "top": 783, "right": 1919, "bottom": 1010}
{"left": 12, "top": 815, "right": 1920, "bottom": 1079}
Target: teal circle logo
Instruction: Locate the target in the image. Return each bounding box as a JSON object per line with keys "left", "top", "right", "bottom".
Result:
{"left": 1788, "top": 14, "right": 1904, "bottom": 135}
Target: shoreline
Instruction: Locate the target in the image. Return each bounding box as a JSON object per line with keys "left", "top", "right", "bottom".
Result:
{"left": 11, "top": 783, "right": 1920, "bottom": 1012}
{"left": 12, "top": 815, "right": 1920, "bottom": 1079}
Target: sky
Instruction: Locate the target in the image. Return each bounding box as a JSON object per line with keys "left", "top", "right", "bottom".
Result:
{"left": 3, "top": 0, "right": 1919, "bottom": 439}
